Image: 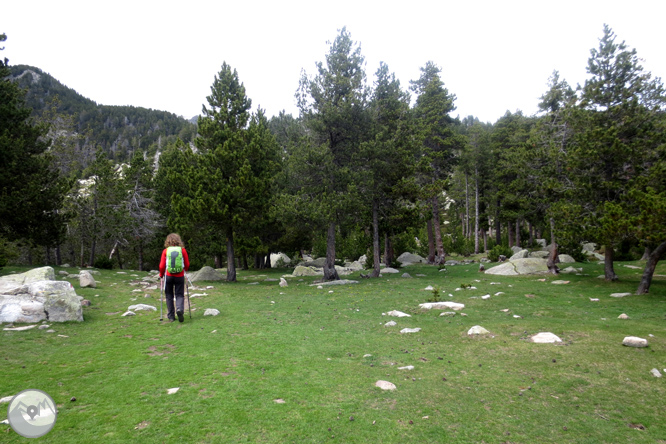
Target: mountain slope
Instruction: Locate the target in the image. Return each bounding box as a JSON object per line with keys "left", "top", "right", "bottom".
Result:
{"left": 9, "top": 65, "right": 196, "bottom": 163}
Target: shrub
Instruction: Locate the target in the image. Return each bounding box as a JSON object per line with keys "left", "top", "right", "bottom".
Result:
{"left": 93, "top": 256, "right": 114, "bottom": 269}
{"left": 487, "top": 245, "right": 512, "bottom": 262}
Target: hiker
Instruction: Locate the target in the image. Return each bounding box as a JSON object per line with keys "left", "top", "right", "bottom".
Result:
{"left": 159, "top": 233, "right": 190, "bottom": 323}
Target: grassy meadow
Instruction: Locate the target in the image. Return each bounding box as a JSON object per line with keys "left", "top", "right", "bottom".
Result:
{"left": 1, "top": 259, "right": 665, "bottom": 443}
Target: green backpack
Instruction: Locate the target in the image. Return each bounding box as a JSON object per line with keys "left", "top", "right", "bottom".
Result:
{"left": 166, "top": 246, "right": 184, "bottom": 274}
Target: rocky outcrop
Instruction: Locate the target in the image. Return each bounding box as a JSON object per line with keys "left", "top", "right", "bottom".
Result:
{"left": 0, "top": 267, "right": 83, "bottom": 323}
{"left": 485, "top": 258, "right": 550, "bottom": 276}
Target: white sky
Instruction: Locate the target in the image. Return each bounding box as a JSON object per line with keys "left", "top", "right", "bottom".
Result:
{"left": 4, "top": 0, "right": 665, "bottom": 124}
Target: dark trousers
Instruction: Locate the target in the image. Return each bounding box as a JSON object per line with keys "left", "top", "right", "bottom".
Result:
{"left": 165, "top": 275, "right": 184, "bottom": 320}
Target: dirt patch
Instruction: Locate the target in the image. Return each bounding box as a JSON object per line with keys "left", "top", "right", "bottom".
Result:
{"left": 135, "top": 420, "right": 150, "bottom": 430}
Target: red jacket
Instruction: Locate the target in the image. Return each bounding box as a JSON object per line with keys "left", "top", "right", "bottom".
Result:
{"left": 159, "top": 247, "right": 190, "bottom": 278}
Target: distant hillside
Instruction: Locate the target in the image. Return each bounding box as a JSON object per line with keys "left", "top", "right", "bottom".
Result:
{"left": 9, "top": 65, "right": 197, "bottom": 163}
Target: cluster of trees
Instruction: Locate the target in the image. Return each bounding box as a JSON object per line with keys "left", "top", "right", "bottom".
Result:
{"left": 2, "top": 26, "right": 664, "bottom": 295}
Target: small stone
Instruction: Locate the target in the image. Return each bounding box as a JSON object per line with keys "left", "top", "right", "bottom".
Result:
{"left": 481, "top": 295, "right": 490, "bottom": 300}
{"left": 610, "top": 292, "right": 632, "bottom": 298}
{"left": 400, "top": 328, "right": 421, "bottom": 334}
{"left": 401, "top": 273, "right": 412, "bottom": 278}
{"left": 618, "top": 313, "right": 629, "bottom": 319}
{"left": 650, "top": 368, "right": 662, "bottom": 378}
{"left": 204, "top": 309, "right": 220, "bottom": 316}
{"left": 128, "top": 304, "right": 157, "bottom": 311}
{"left": 38, "top": 325, "right": 50, "bottom": 330}
{"left": 3, "top": 325, "right": 38, "bottom": 331}
{"left": 363, "top": 354, "right": 372, "bottom": 358}
{"left": 622, "top": 336, "right": 648, "bottom": 348}
{"left": 167, "top": 387, "right": 179, "bottom": 394}
{"left": 500, "top": 309, "right": 509, "bottom": 312}
{"left": 384, "top": 321, "right": 397, "bottom": 327}
{"left": 386, "top": 310, "right": 411, "bottom": 317}
{"left": 121, "top": 311, "right": 136, "bottom": 317}
{"left": 274, "top": 398, "right": 286, "bottom": 404}
{"left": 375, "top": 380, "right": 396, "bottom": 390}
{"left": 530, "top": 332, "right": 562, "bottom": 343}
{"left": 424, "top": 285, "right": 434, "bottom": 291}
{"left": 279, "top": 278, "right": 288, "bottom": 287}
{"left": 439, "top": 312, "right": 455, "bottom": 317}
{"left": 0, "top": 396, "right": 14, "bottom": 403}
{"left": 398, "top": 365, "right": 414, "bottom": 370}
{"left": 551, "top": 280, "right": 570, "bottom": 285}
{"left": 467, "top": 325, "right": 490, "bottom": 335}
{"left": 70, "top": 397, "right": 76, "bottom": 402}
{"left": 589, "top": 298, "right": 599, "bottom": 302}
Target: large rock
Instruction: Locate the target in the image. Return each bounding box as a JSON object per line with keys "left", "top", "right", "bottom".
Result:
{"left": 623, "top": 336, "right": 648, "bottom": 348}
{"left": 270, "top": 252, "right": 291, "bottom": 268}
{"left": 511, "top": 246, "right": 523, "bottom": 254}
{"left": 535, "top": 239, "right": 547, "bottom": 249}
{"left": 486, "top": 258, "right": 549, "bottom": 276}
{"left": 189, "top": 266, "right": 225, "bottom": 282}
{"left": 529, "top": 251, "right": 550, "bottom": 259}
{"left": 468, "top": 325, "right": 490, "bottom": 335}
{"left": 79, "top": 270, "right": 97, "bottom": 288}
{"left": 558, "top": 254, "right": 576, "bottom": 263}
{"left": 509, "top": 250, "right": 529, "bottom": 260}
{"left": 301, "top": 257, "right": 327, "bottom": 268}
{"left": 581, "top": 242, "right": 597, "bottom": 253}
{"left": 0, "top": 267, "right": 83, "bottom": 323}
{"left": 397, "top": 252, "right": 427, "bottom": 265}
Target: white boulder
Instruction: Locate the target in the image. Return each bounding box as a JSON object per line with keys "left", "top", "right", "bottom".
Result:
{"left": 530, "top": 332, "right": 562, "bottom": 343}
{"left": 622, "top": 336, "right": 648, "bottom": 348}
{"left": 467, "top": 325, "right": 490, "bottom": 335}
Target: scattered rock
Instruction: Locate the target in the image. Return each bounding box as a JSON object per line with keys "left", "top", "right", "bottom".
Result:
{"left": 121, "top": 311, "right": 136, "bottom": 317}
{"left": 128, "top": 304, "right": 156, "bottom": 311}
{"left": 558, "top": 254, "right": 576, "bottom": 263}
{"left": 204, "top": 309, "right": 220, "bottom": 316}
{"left": 3, "top": 325, "right": 37, "bottom": 331}
{"left": 440, "top": 312, "right": 456, "bottom": 317}
{"left": 274, "top": 398, "right": 286, "bottom": 404}
{"left": 397, "top": 252, "right": 427, "bottom": 265}
{"left": 650, "top": 368, "right": 662, "bottom": 378}
{"left": 610, "top": 293, "right": 632, "bottom": 298}
{"left": 509, "top": 249, "right": 529, "bottom": 260}
{"left": 400, "top": 328, "right": 421, "bottom": 334}
{"left": 398, "top": 365, "right": 414, "bottom": 370}
{"left": 38, "top": 324, "right": 50, "bottom": 330}
{"left": 528, "top": 251, "right": 550, "bottom": 259}
{"left": 481, "top": 295, "right": 491, "bottom": 300}
{"left": 401, "top": 273, "right": 412, "bottom": 278}
{"left": 551, "top": 280, "right": 570, "bottom": 285}
{"left": 167, "top": 387, "right": 180, "bottom": 394}
{"left": 385, "top": 310, "right": 411, "bottom": 317}
{"left": 530, "top": 332, "right": 562, "bottom": 343}
{"left": 375, "top": 380, "right": 396, "bottom": 391}
{"left": 424, "top": 285, "right": 434, "bottom": 291}
{"left": 589, "top": 298, "right": 599, "bottom": 302}
{"left": 622, "top": 336, "right": 648, "bottom": 348}
{"left": 384, "top": 321, "right": 397, "bottom": 327}
{"left": 310, "top": 280, "right": 359, "bottom": 287}
{"left": 623, "top": 265, "right": 641, "bottom": 269}
{"left": 419, "top": 302, "right": 464, "bottom": 311}
{"left": 618, "top": 313, "right": 629, "bottom": 320}
{"left": 380, "top": 267, "right": 400, "bottom": 274}
{"left": 189, "top": 266, "right": 225, "bottom": 282}
{"left": 279, "top": 278, "right": 288, "bottom": 287}
{"left": 0, "top": 395, "right": 14, "bottom": 403}
{"left": 467, "top": 325, "right": 490, "bottom": 335}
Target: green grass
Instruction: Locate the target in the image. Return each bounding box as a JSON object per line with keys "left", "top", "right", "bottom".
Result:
{"left": 1, "top": 261, "right": 665, "bottom": 443}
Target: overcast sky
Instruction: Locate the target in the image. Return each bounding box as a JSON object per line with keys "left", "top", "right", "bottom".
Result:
{"left": 4, "top": 1, "right": 665, "bottom": 123}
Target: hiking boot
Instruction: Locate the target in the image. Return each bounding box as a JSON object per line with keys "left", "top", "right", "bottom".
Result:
{"left": 177, "top": 310, "right": 184, "bottom": 323}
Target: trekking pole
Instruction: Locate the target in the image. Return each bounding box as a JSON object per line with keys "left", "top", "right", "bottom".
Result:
{"left": 159, "top": 276, "right": 164, "bottom": 321}
{"left": 185, "top": 272, "right": 192, "bottom": 319}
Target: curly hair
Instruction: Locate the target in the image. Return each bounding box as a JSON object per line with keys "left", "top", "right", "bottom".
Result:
{"left": 164, "top": 233, "right": 185, "bottom": 248}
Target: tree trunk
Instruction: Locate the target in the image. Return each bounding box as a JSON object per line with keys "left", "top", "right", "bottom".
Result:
{"left": 384, "top": 233, "right": 395, "bottom": 267}
{"left": 371, "top": 201, "right": 381, "bottom": 278}
{"left": 226, "top": 227, "right": 237, "bottom": 282}
{"left": 547, "top": 242, "right": 560, "bottom": 274}
{"left": 528, "top": 221, "right": 534, "bottom": 247}
{"left": 483, "top": 229, "right": 487, "bottom": 252}
{"left": 636, "top": 241, "right": 666, "bottom": 294}
{"left": 79, "top": 243, "right": 85, "bottom": 268}
{"left": 432, "top": 196, "right": 445, "bottom": 264}
{"left": 115, "top": 245, "right": 123, "bottom": 269}
{"left": 89, "top": 237, "right": 96, "bottom": 266}
{"left": 426, "top": 219, "right": 435, "bottom": 264}
{"left": 508, "top": 222, "right": 514, "bottom": 247}
{"left": 45, "top": 246, "right": 51, "bottom": 265}
{"left": 640, "top": 246, "right": 651, "bottom": 261}
{"left": 604, "top": 247, "right": 618, "bottom": 281}
{"left": 215, "top": 253, "right": 222, "bottom": 269}
{"left": 241, "top": 253, "right": 248, "bottom": 270}
{"left": 323, "top": 222, "right": 339, "bottom": 281}
{"left": 138, "top": 239, "right": 144, "bottom": 272}
{"left": 55, "top": 245, "right": 62, "bottom": 266}
{"left": 474, "top": 172, "right": 479, "bottom": 254}
{"left": 515, "top": 219, "right": 521, "bottom": 248}
{"left": 465, "top": 172, "right": 470, "bottom": 239}
{"left": 549, "top": 218, "right": 556, "bottom": 245}
{"left": 495, "top": 205, "right": 501, "bottom": 246}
